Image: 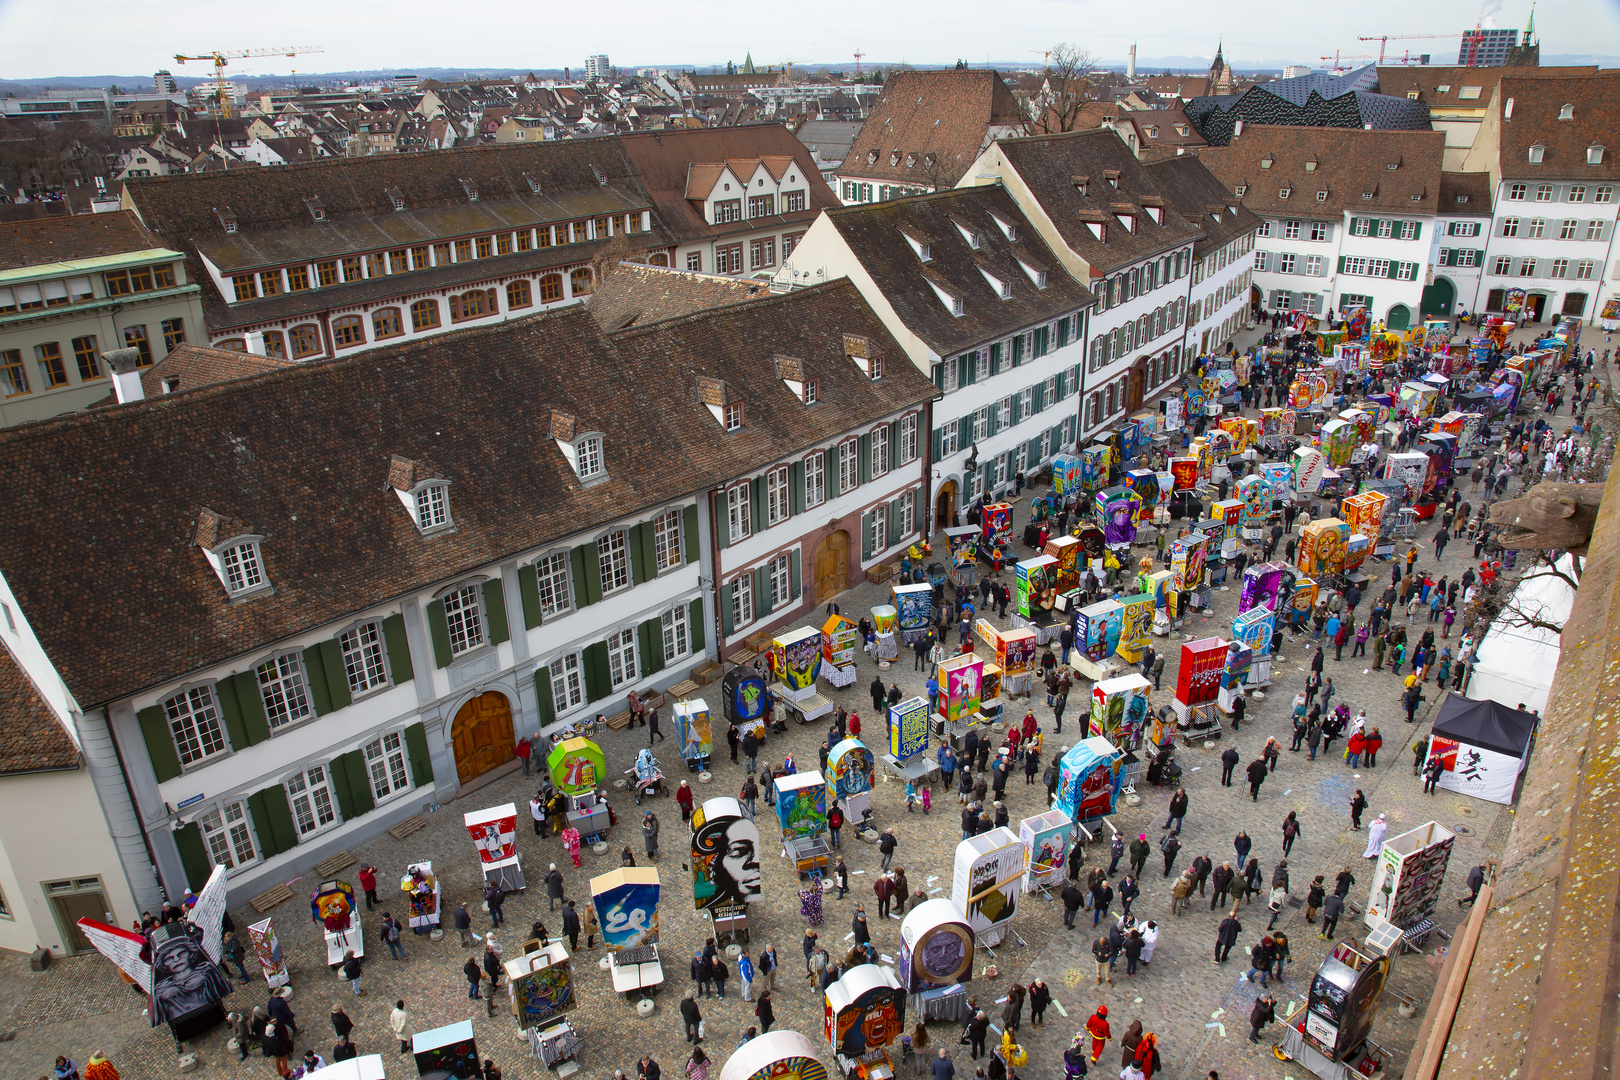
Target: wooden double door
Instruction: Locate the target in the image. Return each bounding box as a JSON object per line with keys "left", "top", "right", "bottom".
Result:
{"left": 451, "top": 691, "right": 514, "bottom": 785}
{"left": 813, "top": 530, "right": 850, "bottom": 605}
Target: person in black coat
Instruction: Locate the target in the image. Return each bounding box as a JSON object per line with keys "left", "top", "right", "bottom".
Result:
{"left": 561, "top": 901, "right": 581, "bottom": 950}
{"left": 268, "top": 994, "right": 297, "bottom": 1035}
{"left": 1220, "top": 746, "right": 1240, "bottom": 786}
{"left": 1246, "top": 758, "right": 1268, "bottom": 801}
{"left": 871, "top": 677, "right": 887, "bottom": 715}
{"left": 1215, "top": 914, "right": 1242, "bottom": 962}
{"left": 1061, "top": 882, "right": 1084, "bottom": 928}
{"left": 1249, "top": 994, "right": 1277, "bottom": 1042}
{"left": 680, "top": 993, "right": 703, "bottom": 1042}
{"left": 754, "top": 991, "right": 775, "bottom": 1033}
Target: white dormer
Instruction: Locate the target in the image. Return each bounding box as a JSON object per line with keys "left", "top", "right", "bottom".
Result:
{"left": 388, "top": 454, "right": 454, "bottom": 534}
{"left": 1084, "top": 219, "right": 1108, "bottom": 242}
{"left": 1559, "top": 103, "right": 1574, "bottom": 120}
{"left": 1144, "top": 205, "right": 1162, "bottom": 224}
{"left": 1528, "top": 144, "right": 1545, "bottom": 164}
{"left": 978, "top": 267, "right": 1011, "bottom": 299}
{"left": 843, "top": 334, "right": 885, "bottom": 378}
{"left": 900, "top": 230, "right": 931, "bottom": 262}
{"left": 951, "top": 219, "right": 981, "bottom": 249}
{"left": 989, "top": 213, "right": 1017, "bottom": 241}
{"left": 1015, "top": 258, "right": 1048, "bottom": 289}
{"left": 550, "top": 409, "right": 606, "bottom": 482}
{"left": 1587, "top": 145, "right": 1606, "bottom": 165}
{"left": 697, "top": 375, "right": 743, "bottom": 430}
{"left": 1116, "top": 211, "right": 1136, "bottom": 233}
{"left": 194, "top": 507, "right": 271, "bottom": 600}
{"left": 925, "top": 279, "right": 964, "bottom": 317}
{"left": 385, "top": 185, "right": 406, "bottom": 210}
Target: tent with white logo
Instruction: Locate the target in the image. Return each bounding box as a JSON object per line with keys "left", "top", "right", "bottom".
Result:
{"left": 1426, "top": 694, "right": 1537, "bottom": 805}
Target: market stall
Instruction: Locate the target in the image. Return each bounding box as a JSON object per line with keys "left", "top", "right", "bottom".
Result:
{"left": 1426, "top": 695, "right": 1537, "bottom": 804}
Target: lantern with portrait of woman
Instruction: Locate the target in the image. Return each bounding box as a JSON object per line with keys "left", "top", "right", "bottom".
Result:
{"left": 691, "top": 797, "right": 762, "bottom": 917}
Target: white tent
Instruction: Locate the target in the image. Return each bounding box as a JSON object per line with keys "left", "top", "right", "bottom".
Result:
{"left": 1466, "top": 554, "right": 1577, "bottom": 715}
{"left": 1427, "top": 694, "right": 1537, "bottom": 805}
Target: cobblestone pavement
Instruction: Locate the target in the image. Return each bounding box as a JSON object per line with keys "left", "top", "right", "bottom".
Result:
{"left": 5, "top": 317, "right": 1559, "bottom": 1080}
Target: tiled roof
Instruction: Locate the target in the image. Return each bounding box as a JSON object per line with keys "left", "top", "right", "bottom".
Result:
{"left": 0, "top": 209, "right": 168, "bottom": 271}
{"left": 1194, "top": 125, "right": 1447, "bottom": 220}
{"left": 992, "top": 129, "right": 1208, "bottom": 275}
{"left": 1373, "top": 66, "right": 1597, "bottom": 111}
{"left": 1438, "top": 171, "right": 1494, "bottom": 215}
{"left": 1495, "top": 72, "right": 1620, "bottom": 181}
{"left": 1140, "top": 155, "right": 1263, "bottom": 256}
{"left": 588, "top": 262, "right": 766, "bottom": 330}
{"left": 841, "top": 70, "right": 1024, "bottom": 187}
{"left": 820, "top": 184, "right": 1096, "bottom": 355}
{"left": 0, "top": 641, "right": 79, "bottom": 775}
{"left": 89, "top": 344, "right": 295, "bottom": 405}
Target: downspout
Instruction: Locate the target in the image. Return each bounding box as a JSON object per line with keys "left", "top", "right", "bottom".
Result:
{"left": 75, "top": 707, "right": 165, "bottom": 913}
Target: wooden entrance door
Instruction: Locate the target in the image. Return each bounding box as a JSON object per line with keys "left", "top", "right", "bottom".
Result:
{"left": 934, "top": 480, "right": 956, "bottom": 531}
{"left": 450, "top": 691, "right": 514, "bottom": 785}
{"left": 1127, "top": 360, "right": 1148, "bottom": 413}
{"left": 813, "top": 530, "right": 849, "bottom": 604}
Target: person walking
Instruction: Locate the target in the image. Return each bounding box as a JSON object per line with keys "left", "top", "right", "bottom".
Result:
{"left": 1160, "top": 833, "right": 1180, "bottom": 878}
{"left": 390, "top": 1001, "right": 413, "bottom": 1054}
{"left": 1162, "top": 786, "right": 1189, "bottom": 835}
{"left": 1349, "top": 790, "right": 1368, "bottom": 830}
{"left": 1210, "top": 862, "right": 1235, "bottom": 911}
{"left": 967, "top": 1010, "right": 991, "bottom": 1059}
{"left": 1215, "top": 912, "right": 1242, "bottom": 963}
{"left": 1281, "top": 812, "right": 1300, "bottom": 857}
{"left": 1249, "top": 994, "right": 1277, "bottom": 1044}
{"left": 1220, "top": 745, "right": 1240, "bottom": 786}
{"left": 1321, "top": 893, "right": 1344, "bottom": 940}
{"left": 358, "top": 865, "right": 380, "bottom": 911}
{"left": 342, "top": 950, "right": 364, "bottom": 995}
{"left": 879, "top": 828, "right": 898, "bottom": 871}
{"left": 1085, "top": 1006, "right": 1112, "bottom": 1064}
{"left": 464, "top": 957, "right": 484, "bottom": 1000}
{"left": 485, "top": 881, "right": 506, "bottom": 927}
{"left": 454, "top": 901, "right": 474, "bottom": 947}
{"left": 1423, "top": 753, "right": 1445, "bottom": 794}
{"left": 1246, "top": 757, "right": 1268, "bottom": 801}
{"left": 1092, "top": 935, "right": 1115, "bottom": 986}
{"left": 1305, "top": 876, "right": 1326, "bottom": 923}
{"left": 1129, "top": 833, "right": 1150, "bottom": 877}
{"left": 681, "top": 992, "right": 704, "bottom": 1043}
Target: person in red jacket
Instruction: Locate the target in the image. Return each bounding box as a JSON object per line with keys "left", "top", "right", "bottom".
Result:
{"left": 1133, "top": 1033, "right": 1162, "bottom": 1080}
{"left": 358, "top": 865, "right": 379, "bottom": 910}
{"left": 675, "top": 780, "right": 694, "bottom": 823}
{"left": 849, "top": 713, "right": 861, "bottom": 738}
{"left": 1346, "top": 730, "right": 1367, "bottom": 769}
{"left": 1085, "top": 1005, "right": 1111, "bottom": 1063}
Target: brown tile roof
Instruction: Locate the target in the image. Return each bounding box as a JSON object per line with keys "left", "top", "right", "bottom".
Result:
{"left": 993, "top": 129, "right": 1208, "bottom": 275}
{"left": 588, "top": 262, "right": 765, "bottom": 331}
{"left": 0, "top": 283, "right": 932, "bottom": 709}
{"left": 0, "top": 209, "right": 170, "bottom": 271}
{"left": 840, "top": 70, "right": 1024, "bottom": 188}
{"left": 1495, "top": 72, "right": 1620, "bottom": 181}
{"left": 1438, "top": 171, "right": 1494, "bottom": 215}
{"left": 820, "top": 184, "right": 1096, "bottom": 356}
{"left": 1193, "top": 125, "right": 1447, "bottom": 220}
{"left": 1373, "top": 65, "right": 1597, "bottom": 111}
{"left": 1144, "top": 76, "right": 1212, "bottom": 100}
{"left": 133, "top": 343, "right": 294, "bottom": 399}
{"left": 0, "top": 641, "right": 80, "bottom": 775}
{"left": 1140, "top": 154, "right": 1264, "bottom": 256}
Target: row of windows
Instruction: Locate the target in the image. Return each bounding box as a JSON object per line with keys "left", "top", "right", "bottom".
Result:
{"left": 0, "top": 322, "right": 183, "bottom": 398}
{"left": 1498, "top": 217, "right": 1609, "bottom": 241}
{"left": 546, "top": 603, "right": 693, "bottom": 713}
{"left": 1349, "top": 218, "right": 1422, "bottom": 240}
{"left": 1089, "top": 299, "right": 1186, "bottom": 372}
{"left": 711, "top": 189, "right": 808, "bottom": 223}
{"left": 936, "top": 369, "right": 1078, "bottom": 458}
{"left": 1255, "top": 251, "right": 1328, "bottom": 276}
{"left": 1435, "top": 249, "right": 1482, "bottom": 268}
{"left": 937, "top": 315, "right": 1083, "bottom": 393}
{"left": 225, "top": 216, "right": 642, "bottom": 302}
{"left": 1190, "top": 272, "right": 1251, "bottom": 325}
{"left": 217, "top": 272, "right": 592, "bottom": 357}
{"left": 1483, "top": 288, "right": 1591, "bottom": 318}
{"left": 1488, "top": 255, "right": 1598, "bottom": 280}
{"left": 1268, "top": 291, "right": 1324, "bottom": 315}
{"left": 1096, "top": 249, "right": 1190, "bottom": 312}
{"left": 1505, "top": 182, "right": 1613, "bottom": 204}
{"left": 1083, "top": 347, "right": 1184, "bottom": 430}
{"left": 1191, "top": 233, "right": 1256, "bottom": 286}
{"left": 1340, "top": 257, "right": 1419, "bottom": 280}
{"left": 1257, "top": 220, "right": 1332, "bottom": 242}
{"left": 0, "top": 274, "right": 93, "bottom": 313}
{"left": 1446, "top": 220, "right": 1483, "bottom": 237}
{"left": 958, "top": 420, "right": 1078, "bottom": 508}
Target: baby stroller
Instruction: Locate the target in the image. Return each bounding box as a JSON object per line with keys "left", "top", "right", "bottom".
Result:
{"left": 628, "top": 749, "right": 666, "bottom": 805}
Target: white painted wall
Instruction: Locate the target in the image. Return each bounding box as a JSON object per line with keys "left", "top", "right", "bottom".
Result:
{"left": 1478, "top": 178, "right": 1620, "bottom": 322}
{"left": 1251, "top": 216, "right": 1337, "bottom": 315}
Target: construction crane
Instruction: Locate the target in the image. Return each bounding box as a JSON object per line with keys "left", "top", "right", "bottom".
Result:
{"left": 1030, "top": 48, "right": 1052, "bottom": 71}
{"left": 1319, "top": 51, "right": 1374, "bottom": 72}
{"left": 174, "top": 46, "right": 324, "bottom": 117}
{"left": 1356, "top": 33, "right": 1464, "bottom": 63}
{"left": 853, "top": 49, "right": 864, "bottom": 77}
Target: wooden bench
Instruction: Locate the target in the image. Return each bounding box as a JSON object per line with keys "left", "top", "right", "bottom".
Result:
{"left": 313, "top": 851, "right": 356, "bottom": 878}
{"left": 249, "top": 884, "right": 295, "bottom": 914}
{"left": 604, "top": 710, "right": 633, "bottom": 730}
{"left": 387, "top": 815, "right": 430, "bottom": 841}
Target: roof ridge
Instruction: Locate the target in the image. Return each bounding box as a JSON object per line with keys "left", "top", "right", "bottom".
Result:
{"left": 607, "top": 278, "right": 849, "bottom": 339}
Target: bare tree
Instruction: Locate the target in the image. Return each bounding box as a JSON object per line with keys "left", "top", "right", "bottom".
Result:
{"left": 1022, "top": 43, "right": 1099, "bottom": 135}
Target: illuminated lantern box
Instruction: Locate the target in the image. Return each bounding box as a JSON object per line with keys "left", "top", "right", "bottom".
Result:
{"left": 1044, "top": 535, "right": 1081, "bottom": 591}
{"left": 1382, "top": 452, "right": 1430, "bottom": 499}
{"left": 1339, "top": 491, "right": 1387, "bottom": 539}
{"left": 1344, "top": 532, "right": 1370, "bottom": 572}
{"left": 1321, "top": 419, "right": 1356, "bottom": 468}
{"left": 673, "top": 699, "right": 714, "bottom": 766}
{"left": 774, "top": 771, "right": 828, "bottom": 842}
{"left": 822, "top": 614, "right": 858, "bottom": 669}
{"left": 985, "top": 622, "right": 1037, "bottom": 676}
{"left": 691, "top": 797, "right": 762, "bottom": 917}
{"left": 1219, "top": 415, "right": 1252, "bottom": 453}
{"left": 980, "top": 663, "right": 1002, "bottom": 709}
{"left": 1090, "top": 672, "right": 1151, "bottom": 747}
{"left": 870, "top": 605, "right": 898, "bottom": 662}
{"left": 1154, "top": 471, "right": 1175, "bottom": 512}
{"left": 1014, "top": 555, "right": 1058, "bottom": 620}
{"left": 1341, "top": 408, "right": 1375, "bottom": 444}
{"left": 1050, "top": 453, "right": 1079, "bottom": 496}
{"left": 896, "top": 899, "right": 975, "bottom": 994}
{"left": 1115, "top": 593, "right": 1154, "bottom": 664}
{"left": 945, "top": 526, "right": 978, "bottom": 569}
{"left": 982, "top": 502, "right": 1012, "bottom": 541}
{"left": 1123, "top": 470, "right": 1160, "bottom": 523}
{"left": 892, "top": 583, "right": 933, "bottom": 644}
{"left": 1170, "top": 456, "right": 1199, "bottom": 491}
{"left": 1081, "top": 444, "right": 1109, "bottom": 486}
{"left": 1236, "top": 474, "right": 1270, "bottom": 538}
{"left": 1019, "top": 809, "right": 1074, "bottom": 891}
{"left": 504, "top": 940, "right": 574, "bottom": 1031}
{"left": 936, "top": 653, "right": 984, "bottom": 723}
{"left": 1175, "top": 636, "right": 1227, "bottom": 707}
{"left": 1262, "top": 461, "right": 1293, "bottom": 496}
{"left": 1170, "top": 532, "right": 1208, "bottom": 592}
{"left": 1291, "top": 446, "right": 1326, "bottom": 494}
{"left": 1217, "top": 641, "right": 1253, "bottom": 714}
{"left": 1297, "top": 517, "right": 1350, "bottom": 577}
{"left": 952, "top": 827, "right": 1028, "bottom": 946}
{"left": 1260, "top": 408, "right": 1283, "bottom": 437}
{"left": 1075, "top": 523, "right": 1105, "bottom": 565}
{"left": 1231, "top": 605, "right": 1276, "bottom": 688}
{"left": 722, "top": 667, "right": 769, "bottom": 740}
{"left": 1142, "top": 569, "right": 1175, "bottom": 616}
{"left": 590, "top": 867, "right": 661, "bottom": 953}
{"left": 1288, "top": 577, "right": 1319, "bottom": 628}
{"left": 1057, "top": 737, "right": 1124, "bottom": 823}
{"left": 1075, "top": 600, "right": 1123, "bottom": 663}
{"left": 1096, "top": 487, "right": 1141, "bottom": 547}
{"left": 1213, "top": 498, "right": 1242, "bottom": 535}
{"left": 772, "top": 627, "right": 823, "bottom": 702}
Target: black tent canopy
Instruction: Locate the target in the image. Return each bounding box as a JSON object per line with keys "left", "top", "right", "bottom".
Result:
{"left": 1430, "top": 695, "right": 1537, "bottom": 758}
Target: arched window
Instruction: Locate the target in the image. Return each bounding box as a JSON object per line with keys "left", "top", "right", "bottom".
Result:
{"left": 649, "top": 252, "right": 670, "bottom": 267}
{"left": 507, "top": 279, "right": 532, "bottom": 310}
{"left": 539, "top": 274, "right": 563, "bottom": 303}
{"left": 216, "top": 338, "right": 247, "bottom": 352}
{"left": 569, "top": 268, "right": 593, "bottom": 297}
{"left": 332, "top": 315, "right": 365, "bottom": 347}
{"left": 449, "top": 289, "right": 497, "bottom": 323}
{"left": 410, "top": 299, "right": 440, "bottom": 331}
{"left": 289, "top": 324, "right": 321, "bottom": 358}
{"left": 261, "top": 331, "right": 287, "bottom": 358}
{"left": 372, "top": 307, "right": 404, "bottom": 340}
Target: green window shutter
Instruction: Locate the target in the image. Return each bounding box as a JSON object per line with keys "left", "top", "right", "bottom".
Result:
{"left": 533, "top": 668, "right": 556, "bottom": 727}
{"left": 138, "top": 704, "right": 183, "bottom": 783}
{"left": 960, "top": 355, "right": 973, "bottom": 386}
{"left": 683, "top": 505, "right": 700, "bottom": 563}
{"left": 720, "top": 584, "right": 735, "bottom": 636}
{"left": 712, "top": 494, "right": 729, "bottom": 549}
{"left": 933, "top": 364, "right": 944, "bottom": 390}
{"left": 318, "top": 638, "right": 352, "bottom": 710}
{"left": 989, "top": 341, "right": 1002, "bottom": 374}
{"left": 482, "top": 578, "right": 509, "bottom": 645}
{"left": 858, "top": 435, "right": 872, "bottom": 484}
{"left": 570, "top": 546, "right": 592, "bottom": 607}
{"left": 629, "top": 523, "right": 650, "bottom": 584}
{"left": 330, "top": 751, "right": 358, "bottom": 820}
{"left": 983, "top": 460, "right": 995, "bottom": 491}
{"left": 1012, "top": 336, "right": 1024, "bottom": 365}
{"left": 689, "top": 599, "right": 706, "bottom": 652}
{"left": 214, "top": 677, "right": 248, "bottom": 751}
{"left": 303, "top": 644, "right": 333, "bottom": 714}
{"left": 582, "top": 543, "right": 604, "bottom": 604}
{"left": 987, "top": 406, "right": 998, "bottom": 437}
{"left": 1033, "top": 382, "right": 1045, "bottom": 412}
{"left": 583, "top": 642, "right": 610, "bottom": 702}
{"left": 1409, "top": 222, "right": 1421, "bottom": 241}
{"left": 343, "top": 751, "right": 375, "bottom": 816}
{"left": 751, "top": 477, "right": 766, "bottom": 533}
{"left": 641, "top": 521, "right": 660, "bottom": 578}
{"left": 518, "top": 564, "right": 543, "bottom": 628}
{"left": 173, "top": 823, "right": 212, "bottom": 891}
{"left": 1387, "top": 262, "right": 1400, "bottom": 280}
{"left": 933, "top": 427, "right": 944, "bottom": 462}
{"left": 826, "top": 453, "right": 841, "bottom": 500}
{"left": 790, "top": 462, "right": 806, "bottom": 515}
{"left": 404, "top": 722, "right": 433, "bottom": 789}
{"left": 961, "top": 413, "right": 975, "bottom": 444}
{"left": 1010, "top": 394, "right": 1021, "bottom": 424}
{"left": 754, "top": 566, "right": 771, "bottom": 615}
{"left": 790, "top": 548, "right": 802, "bottom": 600}
{"left": 887, "top": 499, "right": 902, "bottom": 547}
{"left": 382, "top": 613, "right": 415, "bottom": 684}
{"left": 249, "top": 786, "right": 296, "bottom": 858}
{"left": 1030, "top": 435, "right": 1044, "bottom": 463}
{"left": 639, "top": 618, "right": 664, "bottom": 677}
{"left": 1337, "top": 256, "right": 1347, "bottom": 273}
{"left": 233, "top": 671, "right": 270, "bottom": 746}
{"left": 861, "top": 511, "right": 874, "bottom": 559}
{"left": 425, "top": 600, "right": 453, "bottom": 668}
{"left": 889, "top": 421, "right": 901, "bottom": 470}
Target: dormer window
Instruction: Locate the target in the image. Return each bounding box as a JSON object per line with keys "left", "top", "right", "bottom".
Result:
{"left": 1085, "top": 219, "right": 1108, "bottom": 242}
{"left": 1304, "top": 160, "right": 1318, "bottom": 171}
{"left": 1588, "top": 145, "right": 1606, "bottom": 165}
{"left": 388, "top": 454, "right": 453, "bottom": 533}
{"left": 844, "top": 334, "right": 885, "bottom": 376}
{"left": 1316, "top": 190, "right": 1328, "bottom": 201}
{"left": 460, "top": 178, "right": 479, "bottom": 202}
{"left": 990, "top": 214, "right": 1017, "bottom": 241}
{"left": 216, "top": 207, "right": 238, "bottom": 233}
{"left": 867, "top": 149, "right": 879, "bottom": 165}
{"left": 1235, "top": 184, "right": 1247, "bottom": 196}
{"left": 1260, "top": 156, "right": 1273, "bottom": 170}
{"left": 414, "top": 484, "right": 450, "bottom": 531}
{"left": 723, "top": 401, "right": 744, "bottom": 430}
{"left": 1559, "top": 103, "right": 1574, "bottom": 120}
{"left": 304, "top": 196, "right": 326, "bottom": 222}
{"left": 906, "top": 153, "right": 917, "bottom": 168}
{"left": 1104, "top": 170, "right": 1120, "bottom": 190}
{"left": 522, "top": 172, "right": 542, "bottom": 194}
{"left": 979, "top": 267, "right": 1011, "bottom": 299}
{"left": 1144, "top": 206, "right": 1162, "bottom": 224}
{"left": 575, "top": 435, "right": 604, "bottom": 478}
{"left": 889, "top": 150, "right": 901, "bottom": 167}
{"left": 1016, "top": 259, "right": 1048, "bottom": 289}
{"left": 1116, "top": 212, "right": 1136, "bottom": 232}
{"left": 900, "top": 230, "right": 931, "bottom": 262}
{"left": 804, "top": 379, "right": 818, "bottom": 404}
{"left": 1278, "top": 188, "right": 1291, "bottom": 200}
{"left": 385, "top": 186, "right": 405, "bottom": 211}
{"left": 952, "top": 220, "right": 981, "bottom": 249}
{"left": 1456, "top": 194, "right": 1469, "bottom": 204}
{"left": 219, "top": 540, "right": 266, "bottom": 595}
{"left": 1386, "top": 158, "right": 1401, "bottom": 170}
{"left": 1072, "top": 175, "right": 1090, "bottom": 196}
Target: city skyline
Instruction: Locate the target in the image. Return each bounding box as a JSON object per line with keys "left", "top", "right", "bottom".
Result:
{"left": 2, "top": 0, "right": 1617, "bottom": 82}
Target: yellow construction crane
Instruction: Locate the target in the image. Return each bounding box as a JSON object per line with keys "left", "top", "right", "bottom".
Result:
{"left": 1030, "top": 48, "right": 1052, "bottom": 71}
{"left": 1356, "top": 33, "right": 1464, "bottom": 64}
{"left": 174, "top": 46, "right": 324, "bottom": 117}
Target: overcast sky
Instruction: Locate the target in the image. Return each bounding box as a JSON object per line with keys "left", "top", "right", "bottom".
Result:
{"left": 1, "top": 0, "right": 1615, "bottom": 81}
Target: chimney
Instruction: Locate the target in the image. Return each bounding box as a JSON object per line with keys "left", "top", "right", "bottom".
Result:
{"left": 244, "top": 330, "right": 267, "bottom": 356}
{"left": 104, "top": 347, "right": 145, "bottom": 404}
{"left": 1128, "top": 45, "right": 1137, "bottom": 81}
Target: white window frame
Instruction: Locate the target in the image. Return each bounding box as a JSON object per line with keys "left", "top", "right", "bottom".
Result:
{"left": 1576, "top": 259, "right": 1596, "bottom": 280}
{"left": 1377, "top": 220, "right": 1394, "bottom": 238}
{"left": 765, "top": 466, "right": 791, "bottom": 526}
{"left": 606, "top": 626, "right": 637, "bottom": 689}
{"left": 1587, "top": 220, "right": 1608, "bottom": 241}
{"left": 575, "top": 435, "right": 605, "bottom": 480}
{"left": 973, "top": 406, "right": 990, "bottom": 442}
{"left": 804, "top": 452, "right": 827, "bottom": 508}
{"left": 1400, "top": 221, "right": 1418, "bottom": 240}
{"left": 1283, "top": 220, "right": 1301, "bottom": 239}
{"left": 870, "top": 426, "right": 890, "bottom": 478}
{"left": 731, "top": 572, "right": 754, "bottom": 627}
{"left": 286, "top": 764, "right": 339, "bottom": 837}
{"left": 899, "top": 413, "right": 919, "bottom": 464}
{"left": 897, "top": 490, "right": 915, "bottom": 537}
{"left": 256, "top": 652, "right": 312, "bottom": 730}
{"left": 940, "top": 359, "right": 959, "bottom": 393}
{"left": 442, "top": 583, "right": 484, "bottom": 655}
{"left": 1310, "top": 222, "right": 1328, "bottom": 241}
{"left": 165, "top": 685, "right": 229, "bottom": 766}
{"left": 597, "top": 529, "right": 631, "bottom": 594}
{"left": 838, "top": 439, "right": 859, "bottom": 491}
{"left": 1305, "top": 255, "right": 1325, "bottom": 276}
{"left": 723, "top": 401, "right": 744, "bottom": 431}
{"left": 661, "top": 605, "right": 690, "bottom": 663}
{"left": 364, "top": 730, "right": 412, "bottom": 802}
{"left": 997, "top": 397, "right": 1012, "bottom": 430}
{"left": 994, "top": 452, "right": 1009, "bottom": 489}
{"left": 218, "top": 539, "right": 267, "bottom": 597}
{"left": 940, "top": 419, "right": 961, "bottom": 457}
{"left": 413, "top": 483, "right": 451, "bottom": 531}
{"left": 726, "top": 484, "right": 752, "bottom": 543}
{"left": 198, "top": 799, "right": 258, "bottom": 872}
{"left": 867, "top": 503, "right": 888, "bottom": 556}
{"left": 652, "top": 509, "right": 684, "bottom": 572}
{"left": 768, "top": 553, "right": 792, "bottom": 609}
{"left": 551, "top": 651, "right": 585, "bottom": 712}
{"left": 1279, "top": 253, "right": 1296, "bottom": 274}
{"left": 1494, "top": 255, "right": 1513, "bottom": 275}
{"left": 338, "top": 620, "right": 390, "bottom": 694}
{"left": 533, "top": 551, "right": 572, "bottom": 617}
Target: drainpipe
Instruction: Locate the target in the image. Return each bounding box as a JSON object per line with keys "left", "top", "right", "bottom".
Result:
{"left": 76, "top": 707, "right": 165, "bottom": 913}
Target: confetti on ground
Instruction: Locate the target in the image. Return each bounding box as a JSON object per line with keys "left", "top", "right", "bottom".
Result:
{"left": 844, "top": 932, "right": 855, "bottom": 941}
{"left": 990, "top": 1023, "right": 1003, "bottom": 1035}
{"left": 881, "top": 955, "right": 894, "bottom": 964}
{"left": 1211, "top": 1008, "right": 1225, "bottom": 1019}
{"left": 1053, "top": 1001, "right": 1069, "bottom": 1017}
{"left": 1284, "top": 789, "right": 1292, "bottom": 795}
{"left": 1218, "top": 1024, "right": 1227, "bottom": 1038}
{"left": 929, "top": 887, "right": 944, "bottom": 894}
{"left": 1206, "top": 1023, "right": 1220, "bottom": 1029}
{"left": 1134, "top": 998, "right": 1143, "bottom": 1004}
{"left": 1191, "top": 766, "right": 1201, "bottom": 771}
{"left": 927, "top": 876, "right": 939, "bottom": 884}
{"left": 852, "top": 870, "right": 866, "bottom": 875}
